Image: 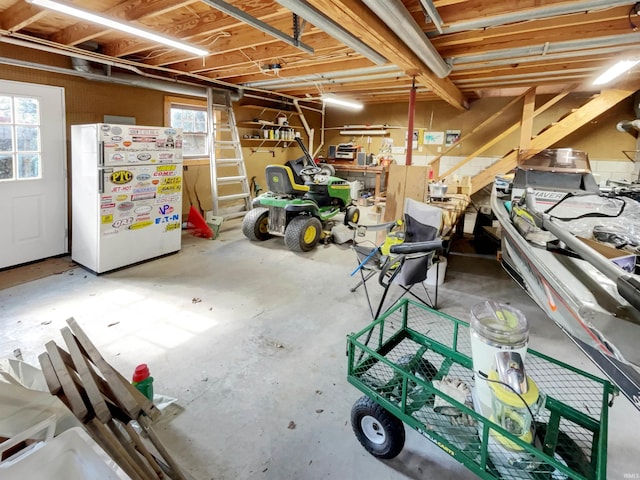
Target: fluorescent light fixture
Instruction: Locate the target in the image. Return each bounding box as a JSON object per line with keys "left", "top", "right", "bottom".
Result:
{"left": 593, "top": 59, "right": 640, "bottom": 85}
{"left": 340, "top": 130, "right": 388, "bottom": 135}
{"left": 28, "top": 0, "right": 209, "bottom": 57}
{"left": 321, "top": 95, "right": 363, "bottom": 110}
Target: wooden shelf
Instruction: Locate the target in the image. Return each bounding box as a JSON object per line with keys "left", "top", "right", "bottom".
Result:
{"left": 242, "top": 138, "right": 294, "bottom": 143}
{"left": 239, "top": 121, "right": 303, "bottom": 129}
{"left": 238, "top": 104, "right": 300, "bottom": 116}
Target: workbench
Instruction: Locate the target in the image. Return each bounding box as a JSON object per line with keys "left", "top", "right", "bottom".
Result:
{"left": 332, "top": 164, "right": 389, "bottom": 199}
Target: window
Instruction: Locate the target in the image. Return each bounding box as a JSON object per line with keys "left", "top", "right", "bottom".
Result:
{"left": 0, "top": 95, "right": 41, "bottom": 181}
{"left": 168, "top": 102, "right": 208, "bottom": 158}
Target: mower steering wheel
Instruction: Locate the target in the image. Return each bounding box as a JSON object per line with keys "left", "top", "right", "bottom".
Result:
{"left": 300, "top": 166, "right": 322, "bottom": 176}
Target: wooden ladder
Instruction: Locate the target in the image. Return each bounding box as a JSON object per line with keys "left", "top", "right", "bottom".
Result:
{"left": 208, "top": 89, "right": 251, "bottom": 219}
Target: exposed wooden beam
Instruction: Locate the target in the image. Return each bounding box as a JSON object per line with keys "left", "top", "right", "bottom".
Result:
{"left": 49, "top": 0, "right": 198, "bottom": 46}
{"left": 1, "top": 2, "right": 47, "bottom": 32}
{"left": 519, "top": 87, "right": 536, "bottom": 150}
{"left": 305, "top": 0, "right": 468, "bottom": 111}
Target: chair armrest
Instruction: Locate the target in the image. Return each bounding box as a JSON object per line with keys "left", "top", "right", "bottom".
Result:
{"left": 389, "top": 239, "right": 447, "bottom": 254}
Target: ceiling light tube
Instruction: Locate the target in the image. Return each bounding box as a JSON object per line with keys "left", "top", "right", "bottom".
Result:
{"left": 321, "top": 95, "right": 363, "bottom": 110}
{"left": 593, "top": 59, "right": 640, "bottom": 85}
{"left": 27, "top": 0, "right": 209, "bottom": 57}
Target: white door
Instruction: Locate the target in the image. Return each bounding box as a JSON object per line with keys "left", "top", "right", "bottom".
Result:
{"left": 0, "top": 80, "right": 67, "bottom": 269}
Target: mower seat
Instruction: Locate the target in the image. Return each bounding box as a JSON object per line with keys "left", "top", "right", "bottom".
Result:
{"left": 266, "top": 165, "right": 310, "bottom": 196}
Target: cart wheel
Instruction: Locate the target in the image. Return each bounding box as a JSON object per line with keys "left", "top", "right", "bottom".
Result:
{"left": 351, "top": 396, "right": 405, "bottom": 459}
{"left": 534, "top": 422, "right": 591, "bottom": 479}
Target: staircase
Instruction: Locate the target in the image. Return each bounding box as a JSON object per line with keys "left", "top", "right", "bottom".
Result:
{"left": 208, "top": 90, "right": 251, "bottom": 218}
{"left": 470, "top": 81, "right": 640, "bottom": 194}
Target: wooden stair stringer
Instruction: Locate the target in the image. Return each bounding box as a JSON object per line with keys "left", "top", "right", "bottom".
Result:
{"left": 471, "top": 81, "right": 640, "bottom": 194}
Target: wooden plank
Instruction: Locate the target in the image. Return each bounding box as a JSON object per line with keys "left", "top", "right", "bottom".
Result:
{"left": 107, "top": 419, "right": 157, "bottom": 480}
{"left": 38, "top": 352, "right": 62, "bottom": 395}
{"left": 65, "top": 317, "right": 157, "bottom": 420}
{"left": 383, "top": 164, "right": 407, "bottom": 222}
{"left": 404, "top": 166, "right": 429, "bottom": 204}
{"left": 138, "top": 415, "right": 188, "bottom": 480}
{"left": 45, "top": 341, "right": 90, "bottom": 421}
{"left": 125, "top": 423, "right": 166, "bottom": 479}
{"left": 87, "top": 418, "right": 146, "bottom": 480}
{"left": 61, "top": 327, "right": 112, "bottom": 423}
{"left": 519, "top": 87, "right": 536, "bottom": 151}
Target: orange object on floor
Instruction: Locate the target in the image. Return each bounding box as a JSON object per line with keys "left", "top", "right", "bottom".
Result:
{"left": 187, "top": 206, "right": 214, "bottom": 239}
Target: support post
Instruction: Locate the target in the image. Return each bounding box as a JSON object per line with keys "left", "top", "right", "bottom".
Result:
{"left": 406, "top": 77, "right": 417, "bottom": 166}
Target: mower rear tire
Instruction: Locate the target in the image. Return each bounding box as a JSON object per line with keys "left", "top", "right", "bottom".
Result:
{"left": 284, "top": 216, "right": 322, "bottom": 252}
{"left": 345, "top": 206, "right": 360, "bottom": 225}
{"left": 242, "top": 207, "right": 272, "bottom": 241}
{"left": 351, "top": 396, "right": 405, "bottom": 459}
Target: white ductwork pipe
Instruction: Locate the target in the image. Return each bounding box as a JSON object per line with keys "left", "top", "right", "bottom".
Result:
{"left": 362, "top": 0, "right": 451, "bottom": 78}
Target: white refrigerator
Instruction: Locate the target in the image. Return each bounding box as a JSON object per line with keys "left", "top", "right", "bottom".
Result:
{"left": 72, "top": 123, "right": 183, "bottom": 273}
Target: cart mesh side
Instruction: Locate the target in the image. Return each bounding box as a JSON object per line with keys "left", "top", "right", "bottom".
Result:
{"left": 347, "top": 299, "right": 615, "bottom": 480}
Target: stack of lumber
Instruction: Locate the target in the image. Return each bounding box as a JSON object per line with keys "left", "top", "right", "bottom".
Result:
{"left": 427, "top": 193, "right": 471, "bottom": 237}
{"left": 38, "top": 317, "right": 187, "bottom": 480}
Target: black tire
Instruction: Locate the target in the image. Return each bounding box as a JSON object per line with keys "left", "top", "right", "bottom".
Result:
{"left": 351, "top": 396, "right": 405, "bottom": 459}
{"left": 534, "top": 422, "right": 591, "bottom": 479}
{"left": 284, "top": 216, "right": 322, "bottom": 252}
{"left": 344, "top": 206, "right": 360, "bottom": 225}
{"left": 395, "top": 355, "right": 438, "bottom": 407}
{"left": 242, "top": 207, "right": 272, "bottom": 241}
{"left": 396, "top": 354, "right": 438, "bottom": 381}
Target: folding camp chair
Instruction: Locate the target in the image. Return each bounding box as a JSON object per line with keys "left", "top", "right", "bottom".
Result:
{"left": 350, "top": 198, "right": 445, "bottom": 319}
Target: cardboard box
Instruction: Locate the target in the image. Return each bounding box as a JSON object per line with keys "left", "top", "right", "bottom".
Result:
{"left": 578, "top": 236, "right": 637, "bottom": 273}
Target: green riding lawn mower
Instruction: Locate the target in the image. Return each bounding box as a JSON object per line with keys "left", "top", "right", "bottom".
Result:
{"left": 242, "top": 137, "right": 360, "bottom": 252}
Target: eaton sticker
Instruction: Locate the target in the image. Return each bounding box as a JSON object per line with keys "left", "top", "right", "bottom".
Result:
{"left": 110, "top": 170, "right": 133, "bottom": 184}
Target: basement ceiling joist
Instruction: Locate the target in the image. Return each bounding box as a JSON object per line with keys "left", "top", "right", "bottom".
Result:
{"left": 0, "top": 0, "right": 638, "bottom": 107}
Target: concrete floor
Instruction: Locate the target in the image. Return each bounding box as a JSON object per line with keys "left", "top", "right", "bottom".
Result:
{"left": 1, "top": 214, "right": 639, "bottom": 480}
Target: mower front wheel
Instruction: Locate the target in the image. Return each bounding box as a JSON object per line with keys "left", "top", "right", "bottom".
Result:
{"left": 284, "top": 216, "right": 322, "bottom": 252}
{"left": 242, "top": 207, "right": 272, "bottom": 241}
{"left": 344, "top": 205, "right": 360, "bottom": 225}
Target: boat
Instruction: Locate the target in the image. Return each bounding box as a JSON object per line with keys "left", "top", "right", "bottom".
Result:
{"left": 490, "top": 148, "right": 640, "bottom": 411}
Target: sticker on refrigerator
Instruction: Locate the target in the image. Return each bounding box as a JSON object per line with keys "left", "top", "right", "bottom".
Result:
{"left": 129, "top": 220, "right": 153, "bottom": 230}
{"left": 155, "top": 214, "right": 180, "bottom": 225}
{"left": 111, "top": 185, "right": 132, "bottom": 193}
{"left": 154, "top": 165, "right": 176, "bottom": 176}
{"left": 112, "top": 217, "right": 134, "bottom": 228}
{"left": 157, "top": 184, "right": 181, "bottom": 195}
{"left": 111, "top": 170, "right": 133, "bottom": 184}
{"left": 101, "top": 214, "right": 113, "bottom": 224}
{"left": 131, "top": 192, "right": 156, "bottom": 201}
{"left": 137, "top": 153, "right": 152, "bottom": 162}
{"left": 165, "top": 222, "right": 181, "bottom": 232}
{"left": 135, "top": 205, "right": 152, "bottom": 215}
{"left": 155, "top": 195, "right": 179, "bottom": 204}
{"left": 158, "top": 204, "right": 174, "bottom": 215}
{"left": 117, "top": 202, "right": 134, "bottom": 211}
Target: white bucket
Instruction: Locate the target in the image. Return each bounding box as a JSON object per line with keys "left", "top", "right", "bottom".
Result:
{"left": 425, "top": 257, "right": 447, "bottom": 286}
{"left": 349, "top": 181, "right": 363, "bottom": 200}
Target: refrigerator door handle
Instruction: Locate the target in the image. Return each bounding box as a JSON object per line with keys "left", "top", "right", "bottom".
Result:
{"left": 99, "top": 168, "right": 112, "bottom": 194}
{"left": 98, "top": 141, "right": 105, "bottom": 166}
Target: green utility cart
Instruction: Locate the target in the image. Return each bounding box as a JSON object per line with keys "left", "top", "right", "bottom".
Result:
{"left": 347, "top": 299, "right": 616, "bottom": 479}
